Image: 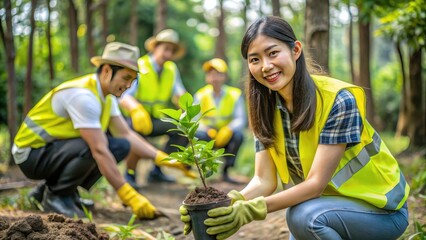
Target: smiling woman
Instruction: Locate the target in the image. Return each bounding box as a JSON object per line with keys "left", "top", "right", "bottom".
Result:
{"left": 180, "top": 16, "right": 411, "bottom": 240}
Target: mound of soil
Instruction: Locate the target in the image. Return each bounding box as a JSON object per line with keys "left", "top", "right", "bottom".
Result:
{"left": 0, "top": 214, "right": 109, "bottom": 240}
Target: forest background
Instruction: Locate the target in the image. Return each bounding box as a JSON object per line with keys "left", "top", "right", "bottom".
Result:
{"left": 0, "top": 0, "right": 425, "bottom": 238}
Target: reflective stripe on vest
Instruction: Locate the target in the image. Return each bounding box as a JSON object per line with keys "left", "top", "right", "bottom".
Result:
{"left": 14, "top": 74, "right": 112, "bottom": 148}
{"left": 23, "top": 117, "right": 56, "bottom": 143}
{"left": 197, "top": 85, "right": 242, "bottom": 129}
{"left": 135, "top": 55, "right": 175, "bottom": 118}
{"left": 331, "top": 131, "right": 381, "bottom": 187}
{"left": 267, "top": 75, "right": 409, "bottom": 210}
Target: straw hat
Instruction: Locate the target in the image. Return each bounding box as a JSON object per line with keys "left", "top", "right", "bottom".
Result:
{"left": 202, "top": 58, "right": 228, "bottom": 73}
{"left": 91, "top": 42, "right": 140, "bottom": 72}
{"left": 144, "top": 29, "right": 185, "bottom": 60}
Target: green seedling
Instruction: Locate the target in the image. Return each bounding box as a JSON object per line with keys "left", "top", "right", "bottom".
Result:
{"left": 102, "top": 214, "right": 142, "bottom": 239}
{"left": 161, "top": 92, "right": 232, "bottom": 188}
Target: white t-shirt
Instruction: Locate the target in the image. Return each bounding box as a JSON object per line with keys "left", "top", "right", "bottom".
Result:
{"left": 52, "top": 88, "right": 121, "bottom": 129}
{"left": 12, "top": 81, "right": 121, "bottom": 164}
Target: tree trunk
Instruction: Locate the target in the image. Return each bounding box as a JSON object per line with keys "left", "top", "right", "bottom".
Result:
{"left": 130, "top": 0, "right": 138, "bottom": 45}
{"left": 215, "top": 0, "right": 227, "bottom": 61}
{"left": 304, "top": 0, "right": 329, "bottom": 73}
{"left": 0, "top": 0, "right": 18, "bottom": 164}
{"left": 155, "top": 0, "right": 167, "bottom": 34}
{"left": 101, "top": 0, "right": 108, "bottom": 45}
{"left": 239, "top": 0, "right": 250, "bottom": 88}
{"left": 407, "top": 49, "right": 425, "bottom": 148}
{"left": 46, "top": 0, "right": 54, "bottom": 88}
{"left": 24, "top": 0, "right": 38, "bottom": 116}
{"left": 395, "top": 43, "right": 408, "bottom": 137}
{"left": 271, "top": 0, "right": 281, "bottom": 17}
{"left": 86, "top": 0, "right": 95, "bottom": 58}
{"left": 357, "top": 16, "right": 377, "bottom": 128}
{"left": 69, "top": 0, "right": 79, "bottom": 72}
{"left": 347, "top": 2, "right": 356, "bottom": 83}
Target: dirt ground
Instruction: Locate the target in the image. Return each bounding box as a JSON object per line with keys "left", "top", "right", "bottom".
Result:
{"left": 0, "top": 159, "right": 424, "bottom": 240}
{"left": 0, "top": 163, "right": 289, "bottom": 240}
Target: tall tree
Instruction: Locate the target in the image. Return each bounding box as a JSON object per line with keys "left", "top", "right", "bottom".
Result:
{"left": 346, "top": 1, "right": 356, "bottom": 83}
{"left": 356, "top": 2, "right": 376, "bottom": 127}
{"left": 271, "top": 0, "right": 281, "bottom": 17}
{"left": 24, "top": 0, "right": 38, "bottom": 116}
{"left": 304, "top": 0, "right": 330, "bottom": 72}
{"left": 68, "top": 0, "right": 79, "bottom": 72}
{"left": 86, "top": 0, "right": 95, "bottom": 58}
{"left": 214, "top": 0, "right": 227, "bottom": 61}
{"left": 377, "top": 0, "right": 425, "bottom": 148}
{"left": 46, "top": 0, "right": 54, "bottom": 87}
{"left": 100, "top": 0, "right": 108, "bottom": 44}
{"left": 0, "top": 0, "right": 18, "bottom": 163}
{"left": 129, "top": 0, "right": 138, "bottom": 45}
{"left": 155, "top": 0, "right": 167, "bottom": 34}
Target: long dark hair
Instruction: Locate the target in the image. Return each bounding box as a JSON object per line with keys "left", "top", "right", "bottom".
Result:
{"left": 241, "top": 16, "right": 317, "bottom": 148}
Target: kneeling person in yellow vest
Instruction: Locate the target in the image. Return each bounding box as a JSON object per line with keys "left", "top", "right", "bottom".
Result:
{"left": 12, "top": 42, "right": 186, "bottom": 219}
{"left": 119, "top": 29, "right": 193, "bottom": 185}
{"left": 194, "top": 58, "right": 247, "bottom": 184}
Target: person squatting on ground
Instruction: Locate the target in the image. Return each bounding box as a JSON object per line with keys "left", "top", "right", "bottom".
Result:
{"left": 180, "top": 16, "right": 409, "bottom": 240}
{"left": 12, "top": 42, "right": 189, "bottom": 219}
{"left": 193, "top": 58, "right": 247, "bottom": 184}
{"left": 119, "top": 29, "right": 194, "bottom": 185}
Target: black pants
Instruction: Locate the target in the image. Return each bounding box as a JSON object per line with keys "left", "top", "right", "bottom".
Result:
{"left": 128, "top": 117, "right": 188, "bottom": 154}
{"left": 18, "top": 136, "right": 130, "bottom": 195}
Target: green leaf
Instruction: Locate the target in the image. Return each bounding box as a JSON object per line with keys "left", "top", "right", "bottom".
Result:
{"left": 186, "top": 104, "right": 201, "bottom": 120}
{"left": 178, "top": 92, "right": 193, "bottom": 111}
{"left": 161, "top": 109, "right": 182, "bottom": 120}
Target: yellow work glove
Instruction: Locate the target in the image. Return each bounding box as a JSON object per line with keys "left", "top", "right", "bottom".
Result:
{"left": 154, "top": 151, "right": 197, "bottom": 179}
{"left": 204, "top": 197, "right": 267, "bottom": 240}
{"left": 117, "top": 183, "right": 156, "bottom": 219}
{"left": 179, "top": 190, "right": 245, "bottom": 235}
{"left": 207, "top": 128, "right": 217, "bottom": 139}
{"left": 215, "top": 126, "right": 233, "bottom": 148}
{"left": 130, "top": 105, "right": 153, "bottom": 135}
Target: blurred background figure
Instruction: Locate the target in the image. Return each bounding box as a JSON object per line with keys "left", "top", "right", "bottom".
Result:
{"left": 194, "top": 58, "right": 247, "bottom": 184}
{"left": 119, "top": 29, "right": 189, "bottom": 185}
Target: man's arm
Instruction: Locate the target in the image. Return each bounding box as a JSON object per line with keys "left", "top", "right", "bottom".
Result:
{"left": 108, "top": 115, "right": 158, "bottom": 159}
{"left": 119, "top": 95, "right": 141, "bottom": 112}
{"left": 79, "top": 128, "right": 126, "bottom": 190}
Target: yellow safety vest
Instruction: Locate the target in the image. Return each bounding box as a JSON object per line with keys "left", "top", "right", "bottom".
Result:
{"left": 135, "top": 54, "right": 176, "bottom": 118}
{"left": 268, "top": 75, "right": 409, "bottom": 210}
{"left": 14, "top": 74, "right": 112, "bottom": 149}
{"left": 196, "top": 85, "right": 242, "bottom": 129}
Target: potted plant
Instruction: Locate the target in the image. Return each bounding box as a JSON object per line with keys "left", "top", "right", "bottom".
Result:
{"left": 161, "top": 92, "right": 232, "bottom": 240}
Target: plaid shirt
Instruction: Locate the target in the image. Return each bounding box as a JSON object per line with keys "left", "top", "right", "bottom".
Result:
{"left": 255, "top": 89, "right": 362, "bottom": 183}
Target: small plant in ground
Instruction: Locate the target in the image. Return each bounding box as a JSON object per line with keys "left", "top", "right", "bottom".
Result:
{"left": 161, "top": 92, "right": 232, "bottom": 189}
{"left": 101, "top": 214, "right": 142, "bottom": 239}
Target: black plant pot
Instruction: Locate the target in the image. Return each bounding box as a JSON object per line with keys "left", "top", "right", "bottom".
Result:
{"left": 184, "top": 198, "right": 232, "bottom": 240}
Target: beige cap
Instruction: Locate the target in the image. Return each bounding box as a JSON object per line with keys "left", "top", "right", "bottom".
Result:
{"left": 144, "top": 29, "right": 185, "bottom": 60}
{"left": 91, "top": 42, "right": 140, "bottom": 72}
{"left": 202, "top": 58, "right": 228, "bottom": 73}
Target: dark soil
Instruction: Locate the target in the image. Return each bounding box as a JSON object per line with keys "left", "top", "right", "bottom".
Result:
{"left": 184, "top": 186, "right": 229, "bottom": 205}
{"left": 1, "top": 155, "right": 425, "bottom": 240}
{"left": 0, "top": 214, "right": 109, "bottom": 240}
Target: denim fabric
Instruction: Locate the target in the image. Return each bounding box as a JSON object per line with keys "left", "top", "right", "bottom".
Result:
{"left": 286, "top": 196, "right": 408, "bottom": 240}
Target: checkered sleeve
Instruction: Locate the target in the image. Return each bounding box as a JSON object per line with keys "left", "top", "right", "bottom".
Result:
{"left": 319, "top": 89, "right": 362, "bottom": 147}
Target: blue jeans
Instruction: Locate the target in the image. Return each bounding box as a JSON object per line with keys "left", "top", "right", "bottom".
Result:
{"left": 286, "top": 196, "right": 408, "bottom": 240}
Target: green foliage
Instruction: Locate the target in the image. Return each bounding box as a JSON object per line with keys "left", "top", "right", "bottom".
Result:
{"left": 371, "top": 62, "right": 402, "bottom": 130}
{"left": 0, "top": 188, "right": 35, "bottom": 210}
{"left": 161, "top": 92, "right": 231, "bottom": 188}
{"left": 376, "top": 0, "right": 426, "bottom": 50}
{"left": 102, "top": 214, "right": 142, "bottom": 240}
